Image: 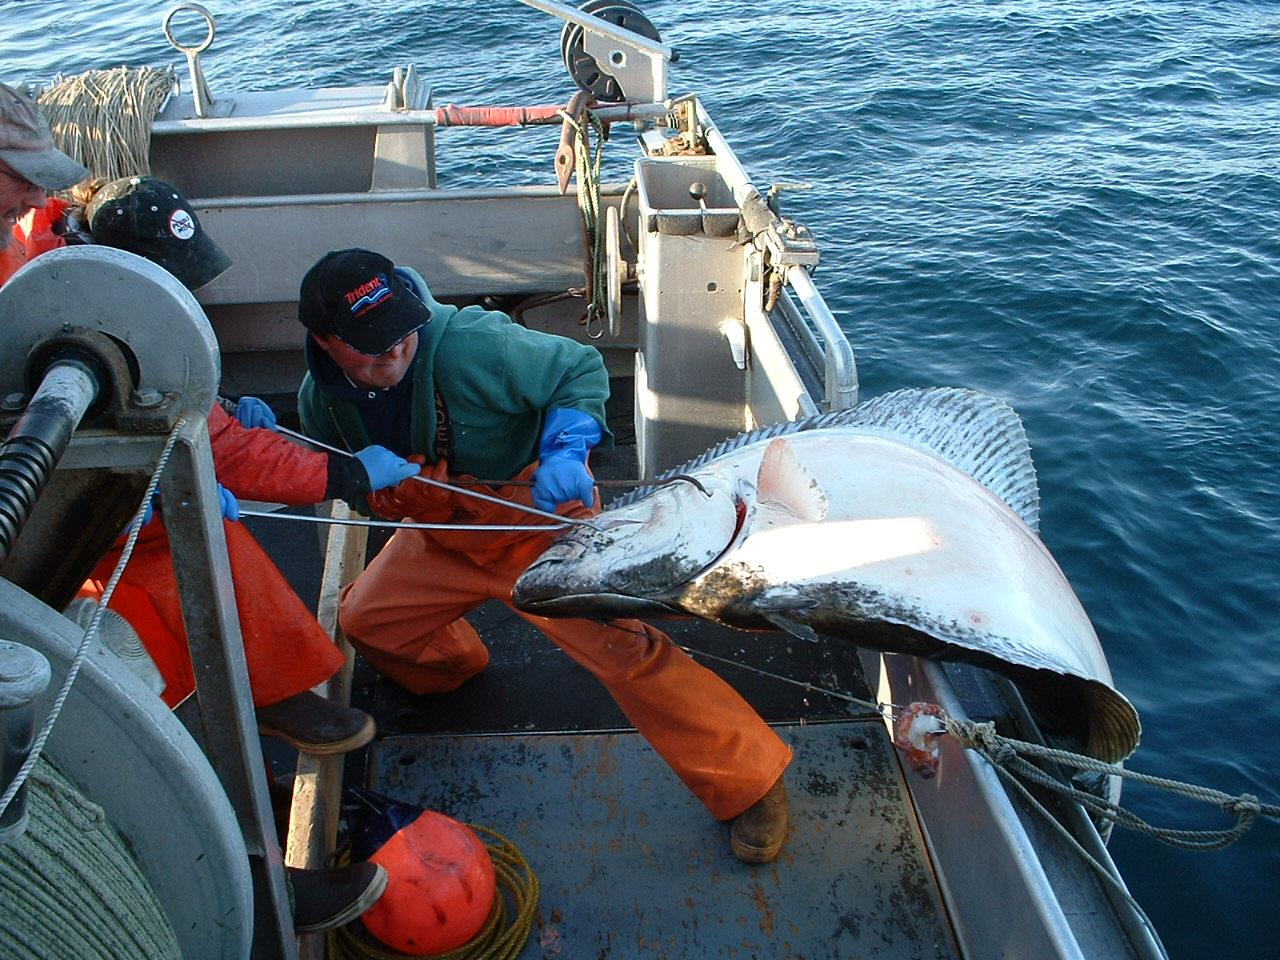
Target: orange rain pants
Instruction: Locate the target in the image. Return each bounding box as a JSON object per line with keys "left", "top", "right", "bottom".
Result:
{"left": 342, "top": 463, "right": 792, "bottom": 821}
{"left": 80, "top": 519, "right": 344, "bottom": 708}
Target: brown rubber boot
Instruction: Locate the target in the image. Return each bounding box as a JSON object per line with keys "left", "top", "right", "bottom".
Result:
{"left": 257, "top": 690, "right": 376, "bottom": 755}
{"left": 730, "top": 778, "right": 789, "bottom": 864}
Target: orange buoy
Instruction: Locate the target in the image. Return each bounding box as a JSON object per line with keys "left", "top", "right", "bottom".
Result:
{"left": 349, "top": 791, "right": 496, "bottom": 954}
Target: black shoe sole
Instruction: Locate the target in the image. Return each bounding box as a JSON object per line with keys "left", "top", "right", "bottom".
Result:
{"left": 258, "top": 714, "right": 376, "bottom": 756}
{"left": 294, "top": 864, "right": 389, "bottom": 934}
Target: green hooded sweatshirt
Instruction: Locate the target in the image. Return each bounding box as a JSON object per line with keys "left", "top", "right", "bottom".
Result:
{"left": 298, "top": 282, "right": 614, "bottom": 506}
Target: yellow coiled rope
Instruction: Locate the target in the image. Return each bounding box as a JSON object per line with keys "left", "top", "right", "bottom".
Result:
{"left": 328, "top": 825, "right": 538, "bottom": 960}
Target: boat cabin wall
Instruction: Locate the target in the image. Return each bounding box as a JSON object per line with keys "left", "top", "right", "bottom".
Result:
{"left": 188, "top": 188, "right": 641, "bottom": 400}
{"left": 153, "top": 96, "right": 823, "bottom": 477}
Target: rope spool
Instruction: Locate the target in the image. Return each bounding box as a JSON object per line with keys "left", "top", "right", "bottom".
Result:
{"left": 329, "top": 825, "right": 539, "bottom": 960}
{"left": 0, "top": 758, "right": 181, "bottom": 960}
{"left": 37, "top": 67, "right": 175, "bottom": 183}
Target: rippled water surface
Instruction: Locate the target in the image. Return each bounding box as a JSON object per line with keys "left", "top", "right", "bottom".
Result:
{"left": 4, "top": 2, "right": 1278, "bottom": 957}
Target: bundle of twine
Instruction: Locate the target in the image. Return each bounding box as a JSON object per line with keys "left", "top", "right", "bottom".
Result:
{"left": 37, "top": 66, "right": 175, "bottom": 183}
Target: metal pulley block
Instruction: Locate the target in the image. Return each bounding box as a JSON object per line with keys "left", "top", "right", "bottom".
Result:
{"left": 738, "top": 186, "right": 820, "bottom": 270}
{"left": 560, "top": 0, "right": 664, "bottom": 103}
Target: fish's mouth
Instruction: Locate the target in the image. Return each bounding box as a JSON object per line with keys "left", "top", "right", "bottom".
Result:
{"left": 512, "top": 591, "right": 682, "bottom": 619}
{"left": 513, "top": 484, "right": 747, "bottom": 614}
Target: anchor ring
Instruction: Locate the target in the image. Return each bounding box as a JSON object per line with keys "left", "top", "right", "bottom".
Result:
{"left": 162, "top": 3, "right": 216, "bottom": 55}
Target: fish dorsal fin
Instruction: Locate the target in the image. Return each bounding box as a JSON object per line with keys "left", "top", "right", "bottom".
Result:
{"left": 847, "top": 388, "right": 1041, "bottom": 531}
{"left": 756, "top": 438, "right": 829, "bottom": 522}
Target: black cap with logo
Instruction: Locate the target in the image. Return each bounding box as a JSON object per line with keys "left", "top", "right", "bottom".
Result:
{"left": 87, "top": 176, "right": 231, "bottom": 291}
{"left": 298, "top": 249, "right": 431, "bottom": 357}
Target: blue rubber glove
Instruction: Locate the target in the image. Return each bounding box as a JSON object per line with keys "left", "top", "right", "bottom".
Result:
{"left": 354, "top": 445, "right": 420, "bottom": 492}
{"left": 121, "top": 492, "right": 157, "bottom": 538}
{"left": 532, "top": 407, "right": 601, "bottom": 512}
{"left": 217, "top": 484, "right": 240, "bottom": 521}
{"left": 235, "top": 396, "right": 277, "bottom": 431}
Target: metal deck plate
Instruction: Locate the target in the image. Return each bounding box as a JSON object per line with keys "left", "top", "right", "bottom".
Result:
{"left": 367, "top": 720, "right": 959, "bottom": 959}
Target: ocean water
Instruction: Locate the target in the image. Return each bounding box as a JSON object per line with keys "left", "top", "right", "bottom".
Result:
{"left": 3, "top": 1, "right": 1277, "bottom": 957}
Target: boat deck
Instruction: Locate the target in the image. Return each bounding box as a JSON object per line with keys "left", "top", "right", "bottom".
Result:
{"left": 246, "top": 376, "right": 962, "bottom": 958}
{"left": 369, "top": 722, "right": 958, "bottom": 959}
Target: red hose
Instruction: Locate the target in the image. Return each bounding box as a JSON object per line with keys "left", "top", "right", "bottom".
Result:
{"left": 433, "top": 104, "right": 565, "bottom": 127}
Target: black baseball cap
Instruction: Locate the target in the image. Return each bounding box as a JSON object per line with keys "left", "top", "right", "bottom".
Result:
{"left": 298, "top": 249, "right": 431, "bottom": 357}
{"left": 87, "top": 176, "right": 231, "bottom": 291}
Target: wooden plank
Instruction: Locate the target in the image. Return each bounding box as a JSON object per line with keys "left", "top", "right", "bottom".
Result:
{"left": 284, "top": 500, "right": 368, "bottom": 958}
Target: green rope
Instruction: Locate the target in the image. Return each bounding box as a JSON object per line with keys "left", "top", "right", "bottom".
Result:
{"left": 0, "top": 758, "right": 182, "bottom": 960}
{"left": 329, "top": 825, "right": 539, "bottom": 960}
{"left": 562, "top": 109, "right": 609, "bottom": 336}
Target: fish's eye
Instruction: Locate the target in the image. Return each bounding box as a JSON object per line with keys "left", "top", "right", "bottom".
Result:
{"left": 534, "top": 538, "right": 588, "bottom": 563}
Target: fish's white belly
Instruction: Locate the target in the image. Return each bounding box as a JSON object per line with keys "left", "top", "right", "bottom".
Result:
{"left": 713, "top": 434, "right": 1111, "bottom": 682}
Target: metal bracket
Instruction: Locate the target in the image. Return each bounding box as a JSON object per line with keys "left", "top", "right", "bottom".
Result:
{"left": 381, "top": 64, "right": 431, "bottom": 112}
{"left": 738, "top": 187, "right": 820, "bottom": 269}
{"left": 163, "top": 420, "right": 299, "bottom": 959}
{"left": 521, "top": 0, "right": 674, "bottom": 102}
{"left": 163, "top": 4, "right": 225, "bottom": 119}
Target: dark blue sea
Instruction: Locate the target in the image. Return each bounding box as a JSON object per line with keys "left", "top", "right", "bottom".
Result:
{"left": 4, "top": 1, "right": 1277, "bottom": 956}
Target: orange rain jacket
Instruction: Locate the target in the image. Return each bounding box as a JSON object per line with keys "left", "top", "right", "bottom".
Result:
{"left": 0, "top": 200, "right": 68, "bottom": 286}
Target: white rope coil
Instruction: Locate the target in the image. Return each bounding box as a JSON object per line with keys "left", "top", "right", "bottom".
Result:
{"left": 38, "top": 67, "right": 175, "bottom": 182}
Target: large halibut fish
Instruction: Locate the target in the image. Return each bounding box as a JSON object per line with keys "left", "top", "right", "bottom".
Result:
{"left": 514, "top": 388, "right": 1140, "bottom": 762}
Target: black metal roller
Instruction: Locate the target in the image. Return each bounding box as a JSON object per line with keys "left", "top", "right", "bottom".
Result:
{"left": 560, "top": 0, "right": 631, "bottom": 74}
{"left": 560, "top": 0, "right": 661, "bottom": 103}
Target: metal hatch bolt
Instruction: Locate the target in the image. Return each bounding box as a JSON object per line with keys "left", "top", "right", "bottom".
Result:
{"left": 0, "top": 640, "right": 51, "bottom": 846}
{"left": 131, "top": 388, "right": 164, "bottom": 409}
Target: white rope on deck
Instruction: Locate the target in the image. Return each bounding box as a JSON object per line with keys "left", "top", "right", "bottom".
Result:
{"left": 37, "top": 66, "right": 175, "bottom": 182}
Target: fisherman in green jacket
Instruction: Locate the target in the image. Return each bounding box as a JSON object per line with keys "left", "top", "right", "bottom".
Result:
{"left": 297, "top": 249, "right": 792, "bottom": 863}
